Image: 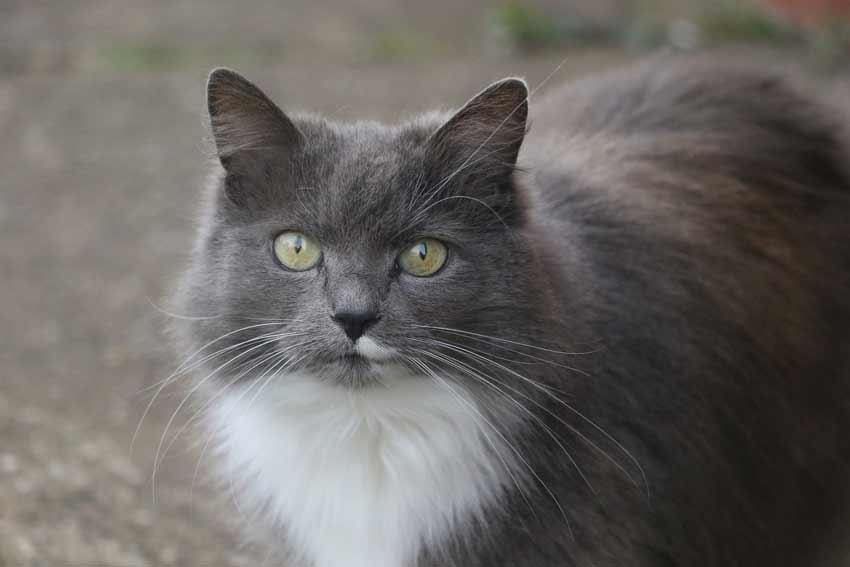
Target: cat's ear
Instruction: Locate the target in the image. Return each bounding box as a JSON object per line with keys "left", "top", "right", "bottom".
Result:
{"left": 427, "top": 77, "right": 528, "bottom": 184}
{"left": 206, "top": 68, "right": 304, "bottom": 171}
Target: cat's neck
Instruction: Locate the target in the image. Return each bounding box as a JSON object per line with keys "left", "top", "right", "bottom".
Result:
{"left": 206, "top": 366, "right": 519, "bottom": 567}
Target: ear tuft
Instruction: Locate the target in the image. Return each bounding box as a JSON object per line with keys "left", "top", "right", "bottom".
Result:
{"left": 206, "top": 68, "right": 303, "bottom": 170}
{"left": 428, "top": 77, "right": 529, "bottom": 179}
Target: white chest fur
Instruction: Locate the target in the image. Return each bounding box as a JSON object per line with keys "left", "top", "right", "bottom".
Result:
{"left": 207, "top": 367, "right": 512, "bottom": 567}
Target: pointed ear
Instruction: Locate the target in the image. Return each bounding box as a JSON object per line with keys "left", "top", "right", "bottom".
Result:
{"left": 427, "top": 78, "right": 528, "bottom": 184}
{"left": 206, "top": 68, "right": 304, "bottom": 171}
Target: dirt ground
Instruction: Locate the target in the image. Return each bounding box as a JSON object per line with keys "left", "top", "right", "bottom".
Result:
{"left": 1, "top": 1, "right": 847, "bottom": 565}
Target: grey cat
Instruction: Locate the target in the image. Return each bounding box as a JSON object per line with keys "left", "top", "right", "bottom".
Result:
{"left": 172, "top": 57, "right": 850, "bottom": 566}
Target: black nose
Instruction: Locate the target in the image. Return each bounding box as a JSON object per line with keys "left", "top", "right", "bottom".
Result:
{"left": 332, "top": 311, "right": 380, "bottom": 342}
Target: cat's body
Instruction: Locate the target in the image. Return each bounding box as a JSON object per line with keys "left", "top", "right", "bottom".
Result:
{"left": 174, "top": 58, "right": 850, "bottom": 566}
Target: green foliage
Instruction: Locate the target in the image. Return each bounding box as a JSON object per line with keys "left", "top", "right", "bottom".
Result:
{"left": 493, "top": 1, "right": 624, "bottom": 51}
{"left": 491, "top": 0, "right": 843, "bottom": 55}
{"left": 697, "top": 0, "right": 800, "bottom": 44}
{"left": 493, "top": 1, "right": 563, "bottom": 50}
{"left": 809, "top": 20, "right": 850, "bottom": 67}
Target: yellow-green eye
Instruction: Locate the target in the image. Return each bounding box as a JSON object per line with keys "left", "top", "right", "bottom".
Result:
{"left": 398, "top": 238, "right": 447, "bottom": 277}
{"left": 273, "top": 231, "right": 322, "bottom": 271}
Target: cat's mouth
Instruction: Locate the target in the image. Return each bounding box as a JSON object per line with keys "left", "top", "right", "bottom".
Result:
{"left": 337, "top": 352, "right": 369, "bottom": 365}
{"left": 311, "top": 338, "right": 401, "bottom": 387}
{"left": 323, "top": 337, "right": 397, "bottom": 367}
{"left": 310, "top": 350, "right": 382, "bottom": 371}
{"left": 311, "top": 352, "right": 383, "bottom": 388}
{"left": 333, "top": 351, "right": 392, "bottom": 369}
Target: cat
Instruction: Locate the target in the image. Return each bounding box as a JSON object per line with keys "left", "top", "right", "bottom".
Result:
{"left": 171, "top": 57, "right": 850, "bottom": 567}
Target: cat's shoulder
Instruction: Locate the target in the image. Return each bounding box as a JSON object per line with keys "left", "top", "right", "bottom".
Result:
{"left": 526, "top": 54, "right": 850, "bottom": 200}
{"left": 532, "top": 54, "right": 840, "bottom": 138}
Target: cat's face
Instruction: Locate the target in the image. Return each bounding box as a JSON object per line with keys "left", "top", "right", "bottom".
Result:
{"left": 176, "top": 69, "right": 537, "bottom": 387}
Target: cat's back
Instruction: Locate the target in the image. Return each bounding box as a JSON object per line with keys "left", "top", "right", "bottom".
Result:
{"left": 520, "top": 55, "right": 850, "bottom": 425}
{"left": 514, "top": 58, "right": 850, "bottom": 566}
{"left": 521, "top": 56, "right": 850, "bottom": 273}
{"left": 526, "top": 55, "right": 849, "bottom": 159}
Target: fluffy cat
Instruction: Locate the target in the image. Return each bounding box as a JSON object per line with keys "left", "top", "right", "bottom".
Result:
{"left": 172, "top": 57, "right": 850, "bottom": 566}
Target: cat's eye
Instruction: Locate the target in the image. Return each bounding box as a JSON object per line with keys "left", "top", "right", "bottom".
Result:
{"left": 398, "top": 238, "right": 448, "bottom": 277}
{"left": 273, "top": 231, "right": 322, "bottom": 271}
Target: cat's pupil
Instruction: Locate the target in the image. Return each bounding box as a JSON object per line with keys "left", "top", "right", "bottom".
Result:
{"left": 417, "top": 242, "right": 427, "bottom": 261}
{"left": 293, "top": 235, "right": 303, "bottom": 254}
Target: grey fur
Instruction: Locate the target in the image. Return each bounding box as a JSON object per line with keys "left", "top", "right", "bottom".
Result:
{"left": 173, "top": 58, "right": 850, "bottom": 565}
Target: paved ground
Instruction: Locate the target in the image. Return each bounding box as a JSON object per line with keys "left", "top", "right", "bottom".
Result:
{"left": 2, "top": 1, "right": 848, "bottom": 565}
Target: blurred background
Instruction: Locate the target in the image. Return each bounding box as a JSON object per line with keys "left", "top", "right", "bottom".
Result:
{"left": 1, "top": 1, "right": 848, "bottom": 565}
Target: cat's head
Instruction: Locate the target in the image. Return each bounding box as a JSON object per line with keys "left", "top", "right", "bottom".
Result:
{"left": 175, "top": 68, "right": 547, "bottom": 388}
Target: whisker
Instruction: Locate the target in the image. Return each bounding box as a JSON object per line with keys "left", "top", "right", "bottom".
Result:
{"left": 244, "top": 351, "right": 312, "bottom": 414}
{"left": 169, "top": 322, "right": 292, "bottom": 377}
{"left": 136, "top": 322, "right": 291, "bottom": 397}
{"left": 414, "top": 324, "right": 600, "bottom": 357}
{"left": 146, "top": 297, "right": 223, "bottom": 321}
{"left": 417, "top": 337, "right": 648, "bottom": 499}
{"left": 187, "top": 350, "right": 295, "bottom": 516}
{"left": 428, "top": 332, "right": 591, "bottom": 387}
{"left": 402, "top": 354, "right": 543, "bottom": 526}
{"left": 137, "top": 329, "right": 293, "bottom": 399}
{"left": 151, "top": 334, "right": 296, "bottom": 502}
{"left": 414, "top": 346, "right": 596, "bottom": 498}
{"left": 189, "top": 431, "right": 216, "bottom": 519}
{"left": 187, "top": 341, "right": 316, "bottom": 513}
{"left": 413, "top": 355, "right": 574, "bottom": 539}
{"left": 160, "top": 343, "right": 306, "bottom": 469}
{"left": 196, "top": 347, "right": 315, "bottom": 522}
{"left": 130, "top": 327, "right": 295, "bottom": 458}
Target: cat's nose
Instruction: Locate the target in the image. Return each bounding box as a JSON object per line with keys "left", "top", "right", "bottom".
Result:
{"left": 331, "top": 310, "right": 380, "bottom": 342}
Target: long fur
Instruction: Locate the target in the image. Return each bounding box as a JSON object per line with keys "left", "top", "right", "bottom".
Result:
{"left": 172, "top": 57, "right": 850, "bottom": 566}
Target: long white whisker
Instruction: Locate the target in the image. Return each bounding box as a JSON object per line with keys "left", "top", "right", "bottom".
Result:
{"left": 160, "top": 343, "right": 306, "bottom": 468}
{"left": 440, "top": 330, "right": 594, "bottom": 371}
{"left": 151, "top": 334, "right": 291, "bottom": 502}
{"left": 428, "top": 331, "right": 591, "bottom": 385}
{"left": 135, "top": 323, "right": 292, "bottom": 398}
{"left": 187, "top": 340, "right": 316, "bottom": 513}
{"left": 414, "top": 345, "right": 596, "bottom": 498}
{"left": 137, "top": 330, "right": 288, "bottom": 398}
{"left": 417, "top": 337, "right": 648, "bottom": 498}
{"left": 419, "top": 357, "right": 574, "bottom": 538}
{"left": 243, "top": 349, "right": 314, "bottom": 415}
{"left": 130, "top": 327, "right": 294, "bottom": 457}
{"left": 188, "top": 348, "right": 299, "bottom": 516}
{"left": 169, "top": 323, "right": 293, "bottom": 379}
{"left": 225, "top": 349, "right": 314, "bottom": 524}
{"left": 402, "top": 354, "right": 542, "bottom": 525}
{"left": 146, "top": 297, "right": 223, "bottom": 321}
{"left": 414, "top": 324, "right": 599, "bottom": 357}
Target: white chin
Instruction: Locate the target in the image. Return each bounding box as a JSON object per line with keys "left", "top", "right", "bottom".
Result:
{"left": 354, "top": 336, "right": 396, "bottom": 362}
